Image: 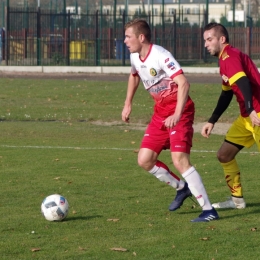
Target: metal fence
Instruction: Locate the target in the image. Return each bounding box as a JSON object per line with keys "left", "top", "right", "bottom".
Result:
{"left": 1, "top": 6, "right": 260, "bottom": 66}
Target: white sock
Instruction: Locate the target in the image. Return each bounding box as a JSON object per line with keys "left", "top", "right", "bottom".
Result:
{"left": 149, "top": 162, "right": 185, "bottom": 189}
{"left": 182, "top": 166, "right": 212, "bottom": 210}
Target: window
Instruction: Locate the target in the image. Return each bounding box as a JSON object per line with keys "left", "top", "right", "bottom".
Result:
{"left": 193, "top": 7, "right": 200, "bottom": 14}
{"left": 168, "top": 8, "right": 176, "bottom": 15}
{"left": 184, "top": 8, "right": 191, "bottom": 14}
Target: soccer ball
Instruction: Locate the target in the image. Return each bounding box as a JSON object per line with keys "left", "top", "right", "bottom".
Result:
{"left": 41, "top": 194, "right": 69, "bottom": 221}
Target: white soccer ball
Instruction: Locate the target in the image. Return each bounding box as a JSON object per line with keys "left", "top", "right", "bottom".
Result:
{"left": 41, "top": 194, "right": 69, "bottom": 221}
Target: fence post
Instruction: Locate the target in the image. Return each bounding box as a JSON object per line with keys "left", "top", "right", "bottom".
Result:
{"left": 1, "top": 1, "right": 4, "bottom": 27}
{"left": 247, "top": 16, "right": 253, "bottom": 58}
{"left": 153, "top": 27, "right": 156, "bottom": 46}
{"left": 22, "top": 28, "right": 27, "bottom": 59}
{"left": 161, "top": 8, "right": 165, "bottom": 44}
{"left": 4, "top": 3, "right": 9, "bottom": 65}
{"left": 113, "top": 0, "right": 117, "bottom": 36}
{"left": 108, "top": 27, "right": 113, "bottom": 59}
{"left": 205, "top": 0, "right": 209, "bottom": 26}
{"left": 95, "top": 10, "right": 100, "bottom": 66}
{"left": 63, "top": 0, "right": 66, "bottom": 29}
{"left": 173, "top": 11, "right": 176, "bottom": 58}
{"left": 37, "top": 6, "right": 41, "bottom": 66}
{"left": 65, "top": 10, "right": 70, "bottom": 66}
{"left": 122, "top": 10, "right": 126, "bottom": 66}
{"left": 202, "top": 11, "right": 207, "bottom": 63}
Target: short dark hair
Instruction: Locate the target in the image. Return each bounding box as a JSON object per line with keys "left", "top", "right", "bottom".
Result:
{"left": 204, "top": 22, "right": 229, "bottom": 43}
{"left": 124, "top": 18, "right": 151, "bottom": 42}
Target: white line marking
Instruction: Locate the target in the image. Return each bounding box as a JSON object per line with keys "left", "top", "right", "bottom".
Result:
{"left": 192, "top": 149, "right": 259, "bottom": 154}
{"left": 0, "top": 145, "right": 133, "bottom": 151}
{"left": 0, "top": 145, "right": 259, "bottom": 154}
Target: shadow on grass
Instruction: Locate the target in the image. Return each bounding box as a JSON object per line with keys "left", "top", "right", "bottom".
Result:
{"left": 65, "top": 215, "right": 103, "bottom": 221}
{"left": 170, "top": 206, "right": 260, "bottom": 222}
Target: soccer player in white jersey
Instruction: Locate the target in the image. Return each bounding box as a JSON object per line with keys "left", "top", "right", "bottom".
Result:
{"left": 121, "top": 18, "right": 219, "bottom": 222}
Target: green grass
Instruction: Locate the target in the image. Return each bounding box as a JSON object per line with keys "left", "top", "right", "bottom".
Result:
{"left": 0, "top": 77, "right": 238, "bottom": 123}
{"left": 0, "top": 78, "right": 260, "bottom": 260}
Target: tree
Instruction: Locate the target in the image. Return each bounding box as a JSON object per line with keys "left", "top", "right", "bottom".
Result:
{"left": 220, "top": 14, "right": 229, "bottom": 27}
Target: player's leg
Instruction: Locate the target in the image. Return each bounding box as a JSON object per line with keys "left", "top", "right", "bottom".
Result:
{"left": 212, "top": 140, "right": 246, "bottom": 209}
{"left": 253, "top": 113, "right": 260, "bottom": 150}
{"left": 138, "top": 148, "right": 185, "bottom": 190}
{"left": 166, "top": 109, "right": 195, "bottom": 211}
{"left": 138, "top": 120, "right": 188, "bottom": 209}
{"left": 212, "top": 116, "right": 254, "bottom": 209}
{"left": 167, "top": 146, "right": 192, "bottom": 211}
{"left": 171, "top": 149, "right": 219, "bottom": 222}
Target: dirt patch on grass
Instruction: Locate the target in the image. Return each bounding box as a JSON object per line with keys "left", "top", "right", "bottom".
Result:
{"left": 193, "top": 122, "right": 230, "bottom": 135}
{"left": 92, "top": 120, "right": 230, "bottom": 135}
{"left": 1, "top": 71, "right": 229, "bottom": 134}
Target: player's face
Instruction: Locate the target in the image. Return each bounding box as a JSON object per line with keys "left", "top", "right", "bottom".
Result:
{"left": 124, "top": 27, "right": 142, "bottom": 53}
{"left": 203, "top": 29, "right": 223, "bottom": 57}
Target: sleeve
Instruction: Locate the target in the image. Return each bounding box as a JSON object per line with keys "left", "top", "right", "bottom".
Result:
{"left": 221, "top": 51, "right": 246, "bottom": 85}
{"left": 208, "top": 89, "right": 233, "bottom": 124}
{"left": 235, "top": 76, "right": 254, "bottom": 115}
{"left": 158, "top": 49, "right": 183, "bottom": 78}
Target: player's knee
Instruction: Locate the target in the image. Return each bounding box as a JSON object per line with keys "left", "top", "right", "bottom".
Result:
{"left": 173, "top": 161, "right": 189, "bottom": 173}
{"left": 172, "top": 156, "right": 187, "bottom": 172}
{"left": 137, "top": 155, "right": 156, "bottom": 171}
{"left": 138, "top": 148, "right": 158, "bottom": 171}
{"left": 172, "top": 155, "right": 190, "bottom": 173}
{"left": 217, "top": 151, "right": 229, "bottom": 163}
{"left": 138, "top": 157, "right": 152, "bottom": 171}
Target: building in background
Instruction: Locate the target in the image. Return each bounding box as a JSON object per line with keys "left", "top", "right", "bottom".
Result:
{"left": 101, "top": 0, "right": 253, "bottom": 26}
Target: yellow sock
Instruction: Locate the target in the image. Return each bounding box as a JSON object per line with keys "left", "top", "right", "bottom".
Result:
{"left": 220, "top": 159, "right": 243, "bottom": 197}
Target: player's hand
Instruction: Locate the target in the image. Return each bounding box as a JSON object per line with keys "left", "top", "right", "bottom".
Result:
{"left": 249, "top": 110, "right": 260, "bottom": 127}
{"left": 201, "top": 122, "right": 214, "bottom": 138}
{"left": 122, "top": 105, "right": 131, "bottom": 123}
{"left": 163, "top": 114, "right": 181, "bottom": 128}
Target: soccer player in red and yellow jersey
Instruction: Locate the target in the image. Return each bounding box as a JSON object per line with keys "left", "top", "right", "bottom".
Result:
{"left": 121, "top": 18, "right": 219, "bottom": 222}
{"left": 202, "top": 22, "right": 260, "bottom": 209}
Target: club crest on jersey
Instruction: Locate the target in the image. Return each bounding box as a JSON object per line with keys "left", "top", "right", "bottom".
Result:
{"left": 150, "top": 68, "right": 157, "bottom": 76}
{"left": 221, "top": 51, "right": 229, "bottom": 60}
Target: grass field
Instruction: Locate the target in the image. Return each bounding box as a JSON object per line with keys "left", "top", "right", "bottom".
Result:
{"left": 0, "top": 77, "right": 260, "bottom": 260}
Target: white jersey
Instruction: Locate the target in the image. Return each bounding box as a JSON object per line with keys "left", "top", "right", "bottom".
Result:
{"left": 130, "top": 44, "right": 183, "bottom": 105}
{"left": 130, "top": 44, "right": 182, "bottom": 90}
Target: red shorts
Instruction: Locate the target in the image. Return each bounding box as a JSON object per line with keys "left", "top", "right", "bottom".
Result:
{"left": 140, "top": 99, "right": 194, "bottom": 154}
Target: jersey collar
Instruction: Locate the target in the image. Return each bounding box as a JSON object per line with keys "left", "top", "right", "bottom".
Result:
{"left": 140, "top": 44, "right": 153, "bottom": 62}
{"left": 218, "top": 44, "right": 229, "bottom": 59}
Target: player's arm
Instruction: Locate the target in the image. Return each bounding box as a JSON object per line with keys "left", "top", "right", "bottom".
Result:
{"left": 173, "top": 73, "right": 190, "bottom": 116}
{"left": 236, "top": 76, "right": 253, "bottom": 115}
{"left": 208, "top": 89, "right": 233, "bottom": 124}
{"left": 201, "top": 89, "right": 233, "bottom": 138}
{"left": 235, "top": 76, "right": 260, "bottom": 126}
{"left": 163, "top": 73, "right": 190, "bottom": 128}
{"left": 122, "top": 73, "right": 140, "bottom": 123}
